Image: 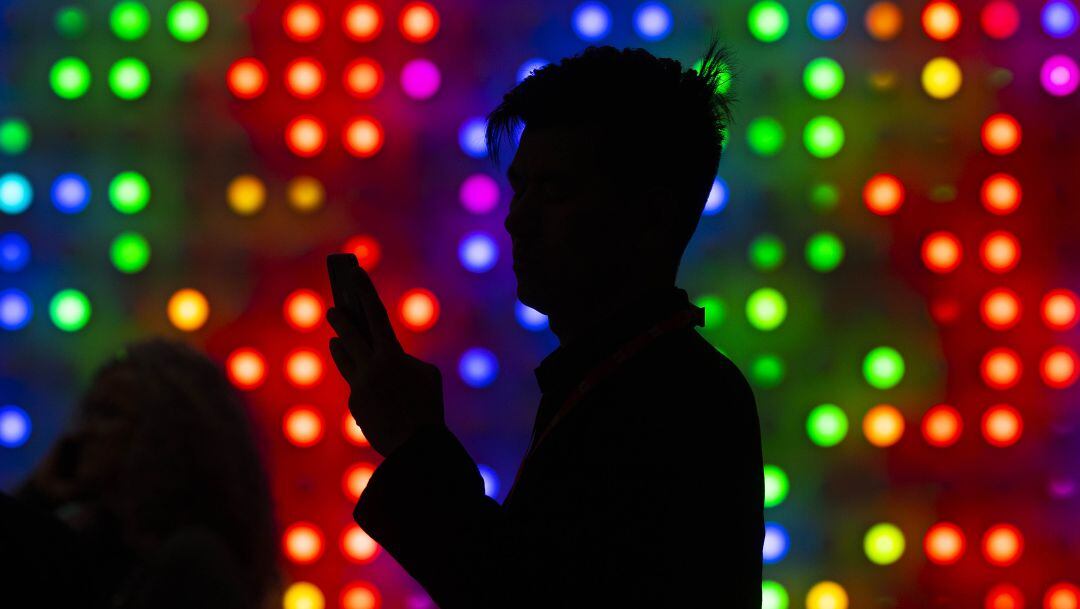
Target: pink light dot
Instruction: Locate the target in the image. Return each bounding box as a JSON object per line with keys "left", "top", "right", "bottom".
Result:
{"left": 1041, "top": 54, "right": 1079, "bottom": 96}
{"left": 460, "top": 173, "right": 500, "bottom": 214}
{"left": 401, "top": 58, "right": 441, "bottom": 100}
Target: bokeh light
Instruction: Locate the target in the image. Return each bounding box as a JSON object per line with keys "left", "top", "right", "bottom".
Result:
{"left": 49, "top": 289, "right": 91, "bottom": 332}
{"left": 283, "top": 582, "right": 324, "bottom": 609}
{"left": 746, "top": 287, "right": 787, "bottom": 331}
{"left": 808, "top": 1, "right": 847, "bottom": 40}
{"left": 805, "top": 231, "right": 844, "bottom": 272}
{"left": 749, "top": 1, "right": 790, "bottom": 42}
{"left": 804, "top": 57, "right": 845, "bottom": 100}
{"left": 286, "top": 348, "right": 323, "bottom": 388}
{"left": 284, "top": 522, "right": 325, "bottom": 564}
{"left": 284, "top": 1, "right": 323, "bottom": 42}
{"left": 285, "top": 58, "right": 325, "bottom": 99}
{"left": 459, "top": 347, "right": 499, "bottom": 388}
{"left": 981, "top": 403, "right": 1022, "bottom": 447}
{"left": 1045, "top": 583, "right": 1080, "bottom": 609}
{"left": 341, "top": 524, "right": 379, "bottom": 562}
{"left": 0, "top": 404, "right": 31, "bottom": 448}
{"left": 1041, "top": 346, "right": 1079, "bottom": 388}
{"left": 762, "top": 581, "right": 790, "bottom": 609}
{"left": 343, "top": 234, "right": 382, "bottom": 271}
{"left": 925, "top": 522, "right": 965, "bottom": 564}
{"left": 227, "top": 58, "right": 268, "bottom": 99}
{"left": 51, "top": 174, "right": 90, "bottom": 213}
{"left": 807, "top": 582, "right": 849, "bottom": 609}
{"left": 922, "top": 1, "right": 961, "bottom": 40}
{"left": 980, "top": 173, "right": 1021, "bottom": 214}
{"left": 515, "top": 300, "right": 549, "bottom": 331}
{"left": 109, "top": 171, "right": 151, "bottom": 214}
{"left": 110, "top": 231, "right": 151, "bottom": 274}
{"left": 922, "top": 231, "right": 962, "bottom": 273}
{"left": 747, "top": 116, "right": 785, "bottom": 156}
{"left": 226, "top": 347, "right": 266, "bottom": 390}
{"left": 458, "top": 231, "right": 499, "bottom": 273}
{"left": 863, "top": 346, "right": 905, "bottom": 390}
{"left": 167, "top": 1, "right": 209, "bottom": 42}
{"left": 0, "top": 118, "right": 31, "bottom": 156}
{"left": 342, "top": 412, "right": 369, "bottom": 447}
{"left": 1042, "top": 289, "right": 1079, "bottom": 330}
{"left": 864, "top": 173, "right": 904, "bottom": 215}
{"left": 1041, "top": 55, "right": 1079, "bottom": 96}
{"left": 167, "top": 288, "right": 210, "bottom": 331}
{"left": 110, "top": 1, "right": 150, "bottom": 41}
{"left": 981, "top": 1, "right": 1020, "bottom": 39}
{"left": 0, "top": 232, "right": 31, "bottom": 272}
{"left": 633, "top": 2, "right": 672, "bottom": 41}
{"left": 922, "top": 57, "right": 962, "bottom": 99}
{"left": 340, "top": 582, "right": 380, "bottom": 609}
{"left": 284, "top": 289, "right": 324, "bottom": 331}
{"left": 50, "top": 57, "right": 91, "bottom": 99}
{"left": 55, "top": 6, "right": 88, "bottom": 39}
{"left": 344, "top": 116, "right": 384, "bottom": 157}
{"left": 980, "top": 230, "right": 1021, "bottom": 273}
{"left": 923, "top": 404, "right": 962, "bottom": 447}
{"left": 748, "top": 234, "right": 785, "bottom": 271}
{"left": 283, "top": 406, "right": 324, "bottom": 448}
{"left": 807, "top": 403, "right": 848, "bottom": 447}
{"left": 981, "top": 287, "right": 1021, "bottom": 330}
{"left": 572, "top": 2, "right": 611, "bottom": 41}
{"left": 762, "top": 522, "right": 789, "bottom": 563}
{"left": 399, "top": 2, "right": 439, "bottom": 43}
{"left": 0, "top": 173, "right": 32, "bottom": 215}
{"left": 1042, "top": 0, "right": 1079, "bottom": 38}
{"left": 343, "top": 463, "right": 374, "bottom": 501}
{"left": 287, "top": 115, "right": 327, "bottom": 157}
{"left": 865, "top": 1, "right": 903, "bottom": 41}
{"left": 982, "top": 113, "right": 1022, "bottom": 155}
{"left": 763, "top": 464, "right": 789, "bottom": 507}
{"left": 804, "top": 116, "right": 844, "bottom": 158}
{"left": 981, "top": 347, "right": 1022, "bottom": 390}
{"left": 749, "top": 354, "right": 786, "bottom": 388}
{"left": 703, "top": 177, "right": 728, "bottom": 215}
{"left": 460, "top": 173, "right": 500, "bottom": 214}
{"left": 287, "top": 176, "right": 325, "bottom": 213}
{"left": 227, "top": 175, "right": 265, "bottom": 215}
{"left": 863, "top": 404, "right": 905, "bottom": 447}
{"left": 865, "top": 523, "right": 905, "bottom": 565}
{"left": 399, "top": 288, "right": 439, "bottom": 331}
{"left": 344, "top": 2, "right": 382, "bottom": 42}
{"left": 0, "top": 289, "right": 32, "bottom": 331}
{"left": 982, "top": 524, "right": 1023, "bottom": 566}
{"left": 986, "top": 583, "right": 1024, "bottom": 609}
{"left": 400, "top": 58, "right": 441, "bottom": 100}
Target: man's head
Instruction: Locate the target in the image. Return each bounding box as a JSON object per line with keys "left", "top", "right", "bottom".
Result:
{"left": 487, "top": 41, "right": 733, "bottom": 318}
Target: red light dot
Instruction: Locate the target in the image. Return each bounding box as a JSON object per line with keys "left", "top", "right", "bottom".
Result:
{"left": 285, "top": 58, "right": 325, "bottom": 99}
{"left": 344, "top": 116, "right": 385, "bottom": 158}
{"left": 286, "top": 115, "right": 327, "bottom": 157}
{"left": 985, "top": 583, "right": 1025, "bottom": 609}
{"left": 283, "top": 405, "right": 324, "bottom": 448}
{"left": 283, "top": 522, "right": 324, "bottom": 564}
{"left": 1041, "top": 346, "right": 1079, "bottom": 389}
{"left": 227, "top": 347, "right": 266, "bottom": 390}
{"left": 399, "top": 288, "right": 440, "bottom": 332}
{"left": 344, "top": 58, "right": 384, "bottom": 99}
{"left": 922, "top": 1, "right": 961, "bottom": 40}
{"left": 1045, "top": 583, "right": 1080, "bottom": 609}
{"left": 922, "top": 404, "right": 962, "bottom": 447}
{"left": 930, "top": 296, "right": 962, "bottom": 325}
{"left": 284, "top": 1, "right": 324, "bottom": 41}
{"left": 981, "top": 404, "right": 1022, "bottom": 447}
{"left": 286, "top": 348, "right": 324, "bottom": 387}
{"left": 925, "top": 522, "right": 966, "bottom": 564}
{"left": 340, "top": 524, "right": 380, "bottom": 563}
{"left": 864, "top": 173, "right": 905, "bottom": 215}
{"left": 981, "top": 173, "right": 1021, "bottom": 215}
{"left": 341, "top": 582, "right": 382, "bottom": 609}
{"left": 982, "top": 113, "right": 1022, "bottom": 155}
{"left": 981, "top": 287, "right": 1021, "bottom": 330}
{"left": 981, "top": 1, "right": 1020, "bottom": 39}
{"left": 980, "top": 231, "right": 1020, "bottom": 273}
{"left": 344, "top": 1, "right": 383, "bottom": 41}
{"left": 342, "top": 411, "right": 369, "bottom": 447}
{"left": 982, "top": 524, "right": 1023, "bottom": 567}
{"left": 227, "top": 58, "right": 267, "bottom": 99}
{"left": 284, "top": 289, "right": 324, "bottom": 331}
{"left": 343, "top": 234, "right": 382, "bottom": 271}
{"left": 399, "top": 1, "right": 440, "bottom": 43}
{"left": 1042, "top": 289, "right": 1079, "bottom": 331}
{"left": 343, "top": 462, "right": 375, "bottom": 501}
{"left": 981, "top": 347, "right": 1022, "bottom": 390}
{"left": 922, "top": 231, "right": 963, "bottom": 273}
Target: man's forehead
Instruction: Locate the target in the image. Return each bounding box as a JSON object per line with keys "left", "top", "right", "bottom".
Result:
{"left": 510, "top": 125, "right": 599, "bottom": 175}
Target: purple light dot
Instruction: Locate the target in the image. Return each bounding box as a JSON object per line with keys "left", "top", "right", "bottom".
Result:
{"left": 459, "top": 173, "right": 500, "bottom": 214}
{"left": 401, "top": 58, "right": 441, "bottom": 100}
{"left": 1041, "top": 54, "right": 1079, "bottom": 96}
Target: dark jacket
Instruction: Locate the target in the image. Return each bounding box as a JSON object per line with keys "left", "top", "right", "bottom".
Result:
{"left": 354, "top": 286, "right": 764, "bottom": 607}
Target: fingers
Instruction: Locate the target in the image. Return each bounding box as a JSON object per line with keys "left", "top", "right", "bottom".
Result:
{"left": 328, "top": 337, "right": 357, "bottom": 379}
{"left": 347, "top": 265, "right": 403, "bottom": 354}
{"left": 327, "top": 307, "right": 374, "bottom": 367}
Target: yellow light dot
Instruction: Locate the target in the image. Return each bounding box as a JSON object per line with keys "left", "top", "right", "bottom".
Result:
{"left": 283, "top": 582, "right": 325, "bottom": 609}
{"left": 807, "top": 581, "right": 849, "bottom": 609}
{"left": 167, "top": 288, "right": 210, "bottom": 331}
{"left": 227, "top": 174, "right": 266, "bottom": 215}
{"left": 287, "top": 175, "right": 325, "bottom": 213}
{"left": 922, "top": 57, "right": 962, "bottom": 99}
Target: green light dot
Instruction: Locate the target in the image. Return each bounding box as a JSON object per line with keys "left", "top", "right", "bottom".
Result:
{"left": 110, "top": 231, "right": 151, "bottom": 273}
{"left": 109, "top": 58, "right": 151, "bottom": 100}
{"left": 110, "top": 2, "right": 151, "bottom": 40}
{"left": 746, "top": 287, "right": 787, "bottom": 331}
{"left": 810, "top": 182, "right": 840, "bottom": 213}
{"left": 748, "top": 1, "right": 789, "bottom": 42}
{"left": 109, "top": 171, "right": 151, "bottom": 214}
{"left": 50, "top": 57, "right": 92, "bottom": 100}
{"left": 749, "top": 353, "right": 785, "bottom": 388}
{"left": 694, "top": 295, "right": 725, "bottom": 331}
{"left": 807, "top": 403, "right": 848, "bottom": 447}
{"left": 167, "top": 1, "right": 209, "bottom": 42}
{"left": 864, "top": 523, "right": 906, "bottom": 565}
{"left": 762, "top": 581, "right": 790, "bottom": 609}
{"left": 49, "top": 289, "right": 92, "bottom": 332}
{"left": 691, "top": 58, "right": 733, "bottom": 95}
{"left": 863, "top": 346, "right": 905, "bottom": 390}
{"left": 0, "top": 118, "right": 31, "bottom": 156}
{"left": 804, "top": 57, "right": 845, "bottom": 100}
{"left": 747, "top": 116, "right": 784, "bottom": 157}
{"left": 55, "top": 6, "right": 89, "bottom": 39}
{"left": 805, "top": 231, "right": 845, "bottom": 272}
{"left": 763, "top": 465, "right": 789, "bottom": 508}
{"left": 804, "top": 115, "right": 845, "bottom": 158}
{"left": 749, "top": 233, "right": 785, "bottom": 271}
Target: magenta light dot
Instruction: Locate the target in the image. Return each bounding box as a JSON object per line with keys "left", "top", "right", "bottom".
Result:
{"left": 1041, "top": 54, "right": 1079, "bottom": 96}
{"left": 459, "top": 173, "right": 500, "bottom": 214}
{"left": 401, "top": 58, "right": 441, "bottom": 100}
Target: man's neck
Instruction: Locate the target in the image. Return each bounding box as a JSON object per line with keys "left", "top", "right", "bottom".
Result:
{"left": 548, "top": 280, "right": 675, "bottom": 347}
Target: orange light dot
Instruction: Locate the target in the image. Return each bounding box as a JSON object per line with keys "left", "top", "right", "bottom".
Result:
{"left": 866, "top": 1, "right": 904, "bottom": 41}
{"left": 285, "top": 58, "right": 325, "bottom": 99}
{"left": 340, "top": 524, "right": 380, "bottom": 563}
{"left": 864, "top": 173, "right": 905, "bottom": 215}
{"left": 343, "top": 234, "right": 382, "bottom": 271}
{"left": 284, "top": 1, "right": 324, "bottom": 42}
{"left": 922, "top": 404, "right": 962, "bottom": 447}
{"left": 344, "top": 1, "right": 383, "bottom": 41}
{"left": 981, "top": 287, "right": 1021, "bottom": 330}
{"left": 227, "top": 58, "right": 267, "bottom": 99}
{"left": 283, "top": 522, "right": 324, "bottom": 564}
{"left": 981, "top": 403, "right": 1022, "bottom": 447}
{"left": 863, "top": 404, "right": 905, "bottom": 447}
{"left": 399, "top": 288, "right": 439, "bottom": 332}
{"left": 925, "top": 522, "right": 966, "bottom": 565}
{"left": 1042, "top": 289, "right": 1079, "bottom": 331}
{"left": 1046, "top": 583, "right": 1080, "bottom": 609}
{"left": 1041, "top": 346, "right": 1079, "bottom": 389}
{"left": 344, "top": 58, "right": 384, "bottom": 99}
{"left": 342, "top": 411, "right": 369, "bottom": 447}
{"left": 981, "top": 173, "right": 1022, "bottom": 215}
{"left": 341, "top": 582, "right": 381, "bottom": 609}
{"left": 982, "top": 524, "right": 1022, "bottom": 567}
{"left": 343, "top": 116, "right": 384, "bottom": 158}
{"left": 985, "top": 583, "right": 1024, "bottom": 609}
{"left": 283, "top": 405, "right": 324, "bottom": 448}
{"left": 982, "top": 347, "right": 1022, "bottom": 390}
{"left": 922, "top": 231, "right": 963, "bottom": 273}
{"left": 922, "top": 1, "right": 961, "bottom": 40}
{"left": 980, "top": 230, "right": 1020, "bottom": 273}
{"left": 286, "top": 115, "right": 327, "bottom": 157}
{"left": 399, "top": 1, "right": 439, "bottom": 43}
{"left": 343, "top": 462, "right": 375, "bottom": 501}
{"left": 982, "top": 113, "right": 1022, "bottom": 155}
{"left": 285, "top": 289, "right": 324, "bottom": 331}
{"left": 227, "top": 347, "right": 266, "bottom": 390}
{"left": 286, "top": 348, "right": 324, "bottom": 387}
{"left": 167, "top": 288, "right": 210, "bottom": 332}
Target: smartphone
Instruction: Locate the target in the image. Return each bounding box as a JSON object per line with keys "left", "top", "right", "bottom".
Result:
{"left": 327, "top": 253, "right": 374, "bottom": 345}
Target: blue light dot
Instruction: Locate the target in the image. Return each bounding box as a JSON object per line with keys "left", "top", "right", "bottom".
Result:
{"left": 0, "top": 405, "right": 31, "bottom": 448}
{"left": 1, "top": 232, "right": 30, "bottom": 272}
{"left": 478, "top": 464, "right": 500, "bottom": 498}
{"left": 459, "top": 347, "right": 499, "bottom": 388}
{"left": 458, "top": 231, "right": 499, "bottom": 273}
{"left": 634, "top": 2, "right": 673, "bottom": 40}
{"left": 0, "top": 173, "right": 33, "bottom": 215}
{"left": 517, "top": 58, "right": 549, "bottom": 83}
{"left": 1043, "top": 0, "right": 1079, "bottom": 37}
{"left": 808, "top": 1, "right": 846, "bottom": 39}
{"left": 0, "top": 288, "right": 32, "bottom": 330}
{"left": 459, "top": 117, "right": 488, "bottom": 159}
{"left": 573, "top": 2, "right": 611, "bottom": 41}
{"left": 51, "top": 173, "right": 90, "bottom": 213}
{"left": 762, "top": 522, "right": 789, "bottom": 563}
{"left": 703, "top": 177, "right": 728, "bottom": 215}
{"left": 515, "top": 300, "right": 549, "bottom": 331}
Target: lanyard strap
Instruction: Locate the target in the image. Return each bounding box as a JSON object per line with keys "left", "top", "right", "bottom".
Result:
{"left": 503, "top": 304, "right": 705, "bottom": 505}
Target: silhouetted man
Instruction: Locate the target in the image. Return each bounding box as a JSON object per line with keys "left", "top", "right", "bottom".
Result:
{"left": 327, "top": 41, "right": 763, "bottom": 608}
